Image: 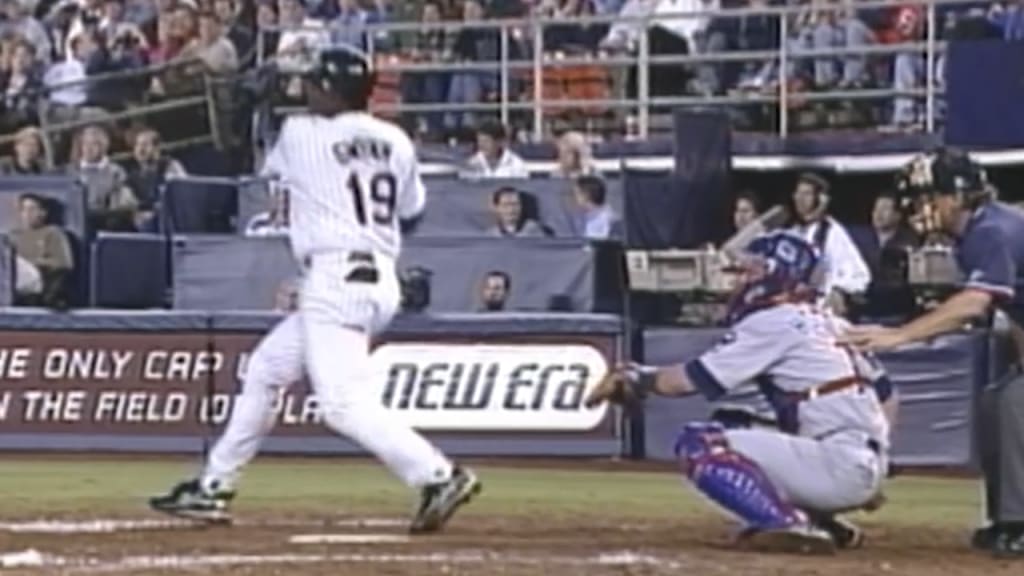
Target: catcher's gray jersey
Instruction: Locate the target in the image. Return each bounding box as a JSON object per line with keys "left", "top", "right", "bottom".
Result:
{"left": 684, "top": 303, "right": 891, "bottom": 512}
{"left": 686, "top": 302, "right": 890, "bottom": 447}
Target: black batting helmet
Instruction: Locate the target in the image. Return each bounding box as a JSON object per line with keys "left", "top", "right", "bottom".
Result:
{"left": 277, "top": 42, "right": 376, "bottom": 109}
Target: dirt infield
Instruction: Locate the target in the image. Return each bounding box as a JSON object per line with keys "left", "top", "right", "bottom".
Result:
{"left": 1, "top": 512, "right": 1020, "bottom": 576}
{"left": 0, "top": 457, "right": 1016, "bottom": 575}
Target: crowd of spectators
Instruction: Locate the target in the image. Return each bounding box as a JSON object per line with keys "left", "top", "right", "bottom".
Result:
{"left": 1, "top": 0, "right": 1019, "bottom": 169}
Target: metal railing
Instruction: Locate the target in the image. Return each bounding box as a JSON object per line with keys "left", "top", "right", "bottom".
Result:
{"left": 0, "top": 58, "right": 226, "bottom": 168}
{"left": 260, "top": 0, "right": 974, "bottom": 140}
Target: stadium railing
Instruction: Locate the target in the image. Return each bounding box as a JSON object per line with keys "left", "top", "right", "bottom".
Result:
{"left": 258, "top": 0, "right": 969, "bottom": 141}
{"left": 0, "top": 59, "right": 230, "bottom": 169}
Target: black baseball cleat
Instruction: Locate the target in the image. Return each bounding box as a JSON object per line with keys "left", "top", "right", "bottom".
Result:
{"left": 736, "top": 523, "right": 837, "bottom": 555}
{"left": 972, "top": 525, "right": 1001, "bottom": 551}
{"left": 148, "top": 479, "right": 235, "bottom": 524}
{"left": 409, "top": 466, "right": 482, "bottom": 534}
{"left": 812, "top": 514, "right": 865, "bottom": 549}
{"left": 993, "top": 529, "right": 1024, "bottom": 559}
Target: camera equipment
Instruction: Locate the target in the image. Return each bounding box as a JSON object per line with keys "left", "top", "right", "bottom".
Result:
{"left": 400, "top": 266, "right": 432, "bottom": 312}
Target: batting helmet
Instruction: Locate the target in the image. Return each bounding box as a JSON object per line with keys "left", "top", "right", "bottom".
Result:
{"left": 277, "top": 42, "right": 376, "bottom": 109}
{"left": 725, "top": 231, "right": 823, "bottom": 323}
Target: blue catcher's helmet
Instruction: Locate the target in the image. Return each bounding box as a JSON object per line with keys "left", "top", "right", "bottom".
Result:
{"left": 725, "top": 231, "right": 823, "bottom": 324}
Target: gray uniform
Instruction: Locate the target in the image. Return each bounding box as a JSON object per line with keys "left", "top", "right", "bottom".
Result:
{"left": 685, "top": 302, "right": 889, "bottom": 513}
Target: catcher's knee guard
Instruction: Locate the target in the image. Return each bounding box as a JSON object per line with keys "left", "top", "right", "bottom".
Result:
{"left": 674, "top": 422, "right": 803, "bottom": 530}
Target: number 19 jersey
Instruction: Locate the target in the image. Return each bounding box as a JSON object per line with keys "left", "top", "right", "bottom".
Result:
{"left": 261, "top": 112, "right": 426, "bottom": 262}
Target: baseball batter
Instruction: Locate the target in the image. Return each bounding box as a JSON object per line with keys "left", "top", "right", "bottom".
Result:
{"left": 587, "top": 231, "right": 894, "bottom": 554}
{"left": 150, "top": 45, "right": 480, "bottom": 533}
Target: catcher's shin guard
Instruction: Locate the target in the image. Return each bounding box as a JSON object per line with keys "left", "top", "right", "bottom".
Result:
{"left": 675, "top": 422, "right": 803, "bottom": 530}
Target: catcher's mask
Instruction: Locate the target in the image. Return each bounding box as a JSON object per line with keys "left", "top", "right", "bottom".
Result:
{"left": 724, "top": 231, "right": 824, "bottom": 324}
{"left": 895, "top": 148, "right": 991, "bottom": 236}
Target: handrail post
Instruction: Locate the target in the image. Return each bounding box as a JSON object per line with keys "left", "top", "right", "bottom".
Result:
{"left": 925, "top": 0, "right": 936, "bottom": 133}
{"left": 500, "top": 25, "right": 511, "bottom": 127}
{"left": 778, "top": 15, "right": 789, "bottom": 138}
{"left": 638, "top": 22, "right": 650, "bottom": 139}
{"left": 532, "top": 18, "right": 544, "bottom": 140}
{"left": 37, "top": 99, "right": 56, "bottom": 169}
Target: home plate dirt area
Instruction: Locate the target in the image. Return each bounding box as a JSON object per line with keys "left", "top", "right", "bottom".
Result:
{"left": 0, "top": 458, "right": 1020, "bottom": 575}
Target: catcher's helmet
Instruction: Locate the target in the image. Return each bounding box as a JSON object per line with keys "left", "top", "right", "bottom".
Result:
{"left": 725, "top": 231, "right": 823, "bottom": 323}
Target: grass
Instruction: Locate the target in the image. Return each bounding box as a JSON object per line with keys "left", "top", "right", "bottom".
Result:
{"left": 0, "top": 457, "right": 985, "bottom": 529}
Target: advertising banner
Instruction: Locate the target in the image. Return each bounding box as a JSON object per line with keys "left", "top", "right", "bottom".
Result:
{"left": 0, "top": 327, "right": 617, "bottom": 452}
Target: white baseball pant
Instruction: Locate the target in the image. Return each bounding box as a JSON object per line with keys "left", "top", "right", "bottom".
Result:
{"left": 726, "top": 428, "right": 886, "bottom": 513}
{"left": 202, "top": 252, "right": 453, "bottom": 491}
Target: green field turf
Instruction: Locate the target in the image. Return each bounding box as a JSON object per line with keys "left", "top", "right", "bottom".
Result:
{"left": 0, "top": 457, "right": 985, "bottom": 530}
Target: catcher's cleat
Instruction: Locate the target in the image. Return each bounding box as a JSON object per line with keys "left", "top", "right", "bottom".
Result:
{"left": 409, "top": 466, "right": 481, "bottom": 534}
{"left": 813, "top": 515, "right": 865, "bottom": 549}
{"left": 737, "top": 524, "right": 837, "bottom": 555}
{"left": 148, "top": 479, "right": 234, "bottom": 524}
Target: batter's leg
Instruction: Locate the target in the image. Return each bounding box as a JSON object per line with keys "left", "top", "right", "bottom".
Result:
{"left": 301, "top": 311, "right": 452, "bottom": 486}
{"left": 149, "top": 314, "right": 305, "bottom": 522}
{"left": 202, "top": 313, "right": 306, "bottom": 491}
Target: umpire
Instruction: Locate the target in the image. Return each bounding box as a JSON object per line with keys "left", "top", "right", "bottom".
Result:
{"left": 842, "top": 148, "right": 1024, "bottom": 558}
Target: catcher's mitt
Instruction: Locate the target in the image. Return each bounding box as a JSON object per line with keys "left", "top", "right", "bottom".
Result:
{"left": 584, "top": 364, "right": 656, "bottom": 408}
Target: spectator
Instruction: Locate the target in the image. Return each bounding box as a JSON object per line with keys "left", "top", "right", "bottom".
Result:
{"left": 0, "top": 40, "right": 43, "bottom": 129}
{"left": 478, "top": 269, "right": 511, "bottom": 311}
{"left": 445, "top": 0, "right": 497, "bottom": 134}
{"left": 181, "top": 10, "right": 239, "bottom": 74}
{"left": 786, "top": 172, "right": 871, "bottom": 315}
{"left": 122, "top": 128, "right": 187, "bottom": 230}
{"left": 881, "top": 0, "right": 925, "bottom": 128}
{"left": 401, "top": 0, "right": 449, "bottom": 139}
{"left": 275, "top": 0, "right": 327, "bottom": 61}
{"left": 245, "top": 186, "right": 289, "bottom": 236}
{"left": 573, "top": 175, "right": 621, "bottom": 239}
{"left": 9, "top": 193, "right": 73, "bottom": 308}
{"left": 487, "top": 187, "right": 547, "bottom": 237}
{"left": 732, "top": 190, "right": 760, "bottom": 233}
{"left": 328, "top": 0, "right": 369, "bottom": 51}
{"left": 255, "top": 0, "right": 280, "bottom": 59}
{"left": 538, "top": 0, "right": 596, "bottom": 52}
{"left": 990, "top": 1, "right": 1024, "bottom": 41}
{"left": 554, "top": 131, "right": 598, "bottom": 178}
{"left": 463, "top": 121, "right": 528, "bottom": 179}
{"left": 1, "top": 126, "right": 46, "bottom": 174}
{"left": 71, "top": 125, "right": 139, "bottom": 231}
{"left": 839, "top": 0, "right": 875, "bottom": 88}
{"left": 43, "top": 31, "right": 91, "bottom": 119}
{"left": 63, "top": 0, "right": 108, "bottom": 56}
{"left": 855, "top": 192, "right": 920, "bottom": 318}
{"left": 213, "top": 0, "right": 253, "bottom": 64}
{"left": 2, "top": 0, "right": 53, "bottom": 63}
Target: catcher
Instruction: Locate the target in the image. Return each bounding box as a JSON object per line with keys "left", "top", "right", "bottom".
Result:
{"left": 587, "top": 231, "right": 896, "bottom": 554}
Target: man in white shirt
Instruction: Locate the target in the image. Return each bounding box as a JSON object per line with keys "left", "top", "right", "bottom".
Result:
{"left": 461, "top": 121, "right": 528, "bottom": 179}
{"left": 786, "top": 173, "right": 871, "bottom": 315}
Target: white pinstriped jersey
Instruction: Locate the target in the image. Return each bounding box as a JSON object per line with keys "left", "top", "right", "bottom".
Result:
{"left": 262, "top": 112, "right": 426, "bottom": 262}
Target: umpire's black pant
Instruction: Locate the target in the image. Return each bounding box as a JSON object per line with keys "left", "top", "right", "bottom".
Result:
{"left": 978, "top": 371, "right": 1024, "bottom": 524}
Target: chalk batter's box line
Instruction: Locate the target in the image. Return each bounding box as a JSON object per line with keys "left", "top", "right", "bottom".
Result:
{"left": 5, "top": 550, "right": 681, "bottom": 574}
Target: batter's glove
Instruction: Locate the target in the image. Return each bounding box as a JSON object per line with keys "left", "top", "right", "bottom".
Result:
{"left": 584, "top": 363, "right": 658, "bottom": 408}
